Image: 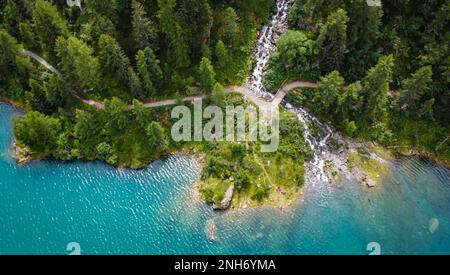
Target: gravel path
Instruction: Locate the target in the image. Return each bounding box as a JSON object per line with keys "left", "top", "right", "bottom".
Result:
{"left": 21, "top": 49, "right": 318, "bottom": 110}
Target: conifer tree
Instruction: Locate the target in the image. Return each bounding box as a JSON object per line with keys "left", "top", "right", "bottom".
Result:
{"left": 198, "top": 57, "right": 216, "bottom": 92}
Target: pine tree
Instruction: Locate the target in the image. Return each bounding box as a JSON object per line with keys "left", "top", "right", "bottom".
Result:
{"left": 2, "top": 0, "right": 20, "bottom": 36}
{"left": 98, "top": 34, "right": 130, "bottom": 84}
{"left": 25, "top": 78, "right": 52, "bottom": 114}
{"left": 146, "top": 121, "right": 168, "bottom": 152}
{"left": 338, "top": 81, "right": 363, "bottom": 121}
{"left": 361, "top": 55, "right": 395, "bottom": 124}
{"left": 132, "top": 99, "right": 150, "bottom": 129}
{"left": 56, "top": 36, "right": 100, "bottom": 91}
{"left": 313, "top": 71, "right": 345, "bottom": 115}
{"left": 98, "top": 34, "right": 144, "bottom": 98}
{"left": 19, "top": 21, "right": 39, "bottom": 51}
{"left": 342, "top": 0, "right": 383, "bottom": 81}
{"left": 32, "top": 0, "right": 69, "bottom": 60}
{"left": 136, "top": 47, "right": 163, "bottom": 97}
{"left": 398, "top": 66, "right": 433, "bottom": 117}
{"left": 127, "top": 67, "right": 144, "bottom": 99}
{"left": 157, "top": 0, "right": 190, "bottom": 69}
{"left": 131, "top": 0, "right": 158, "bottom": 52}
{"left": 74, "top": 109, "right": 98, "bottom": 142}
{"left": 316, "top": 9, "right": 349, "bottom": 74}
{"left": 2, "top": 0, "right": 34, "bottom": 36}
{"left": 178, "top": 0, "right": 212, "bottom": 63}
{"left": 82, "top": 15, "right": 116, "bottom": 45}
{"left": 211, "top": 83, "right": 226, "bottom": 108}
{"left": 198, "top": 57, "right": 216, "bottom": 92}
{"left": 221, "top": 7, "right": 239, "bottom": 47}
{"left": 85, "top": 0, "right": 117, "bottom": 20}
{"left": 214, "top": 40, "right": 229, "bottom": 69}
{"left": 104, "top": 97, "right": 130, "bottom": 133}
{"left": 0, "top": 29, "right": 20, "bottom": 83}
{"left": 44, "top": 74, "right": 68, "bottom": 109}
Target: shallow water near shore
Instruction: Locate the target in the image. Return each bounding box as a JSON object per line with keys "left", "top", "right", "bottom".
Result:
{"left": 1, "top": 102, "right": 450, "bottom": 254}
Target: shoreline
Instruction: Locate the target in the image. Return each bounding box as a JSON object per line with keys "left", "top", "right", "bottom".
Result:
{"left": 8, "top": 127, "right": 449, "bottom": 212}
{"left": 395, "top": 148, "right": 450, "bottom": 169}
{"left": 179, "top": 146, "right": 303, "bottom": 212}
{"left": 0, "top": 97, "right": 26, "bottom": 110}
{"left": 2, "top": 99, "right": 449, "bottom": 212}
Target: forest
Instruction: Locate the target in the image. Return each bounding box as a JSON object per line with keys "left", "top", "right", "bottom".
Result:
{"left": 0, "top": 0, "right": 449, "bottom": 205}
{"left": 0, "top": 0, "right": 276, "bottom": 168}
{"left": 265, "top": 0, "right": 449, "bottom": 163}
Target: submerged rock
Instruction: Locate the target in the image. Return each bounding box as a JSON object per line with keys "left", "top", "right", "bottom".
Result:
{"left": 366, "top": 181, "right": 376, "bottom": 188}
{"left": 429, "top": 218, "right": 439, "bottom": 233}
{"left": 205, "top": 219, "right": 217, "bottom": 241}
{"left": 362, "top": 175, "right": 376, "bottom": 188}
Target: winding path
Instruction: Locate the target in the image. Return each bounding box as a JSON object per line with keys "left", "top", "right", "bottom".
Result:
{"left": 271, "top": 81, "right": 318, "bottom": 106}
{"left": 21, "top": 49, "right": 317, "bottom": 110}
{"left": 21, "top": 49, "right": 62, "bottom": 77}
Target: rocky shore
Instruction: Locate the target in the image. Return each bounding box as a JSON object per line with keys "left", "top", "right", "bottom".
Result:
{"left": 323, "top": 132, "right": 392, "bottom": 188}
{"left": 13, "top": 140, "right": 36, "bottom": 165}
{"left": 398, "top": 148, "right": 450, "bottom": 169}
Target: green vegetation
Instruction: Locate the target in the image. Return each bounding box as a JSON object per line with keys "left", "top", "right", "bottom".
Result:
{"left": 0, "top": 0, "right": 277, "bottom": 169}
{"left": 1, "top": 0, "right": 449, "bottom": 209}
{"left": 198, "top": 57, "right": 216, "bottom": 93}
{"left": 14, "top": 95, "right": 173, "bottom": 169}
{"left": 267, "top": 0, "right": 449, "bottom": 165}
{"left": 347, "top": 151, "right": 389, "bottom": 184}
{"left": 264, "top": 30, "right": 320, "bottom": 90}
{"left": 197, "top": 99, "right": 313, "bottom": 208}
{"left": 1, "top": 0, "right": 276, "bottom": 104}
{"left": 14, "top": 111, "right": 61, "bottom": 155}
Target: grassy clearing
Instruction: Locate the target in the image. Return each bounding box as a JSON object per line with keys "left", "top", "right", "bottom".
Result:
{"left": 197, "top": 106, "right": 313, "bottom": 209}
{"left": 369, "top": 145, "right": 395, "bottom": 161}
{"left": 347, "top": 152, "right": 389, "bottom": 184}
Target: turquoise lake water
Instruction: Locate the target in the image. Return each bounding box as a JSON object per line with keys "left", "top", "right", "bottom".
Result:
{"left": 1, "top": 102, "right": 450, "bottom": 254}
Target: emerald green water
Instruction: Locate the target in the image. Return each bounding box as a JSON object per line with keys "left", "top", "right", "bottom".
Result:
{"left": 1, "top": 102, "right": 449, "bottom": 254}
